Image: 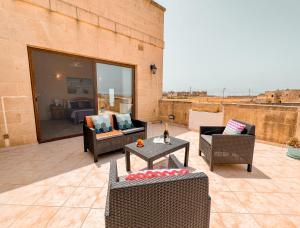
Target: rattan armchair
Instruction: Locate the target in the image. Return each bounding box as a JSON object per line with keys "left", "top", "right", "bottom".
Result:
{"left": 199, "top": 120, "right": 255, "bottom": 172}
{"left": 105, "top": 155, "right": 211, "bottom": 228}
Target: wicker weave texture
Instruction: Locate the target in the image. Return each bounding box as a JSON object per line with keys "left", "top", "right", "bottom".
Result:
{"left": 199, "top": 121, "right": 255, "bottom": 171}
{"left": 105, "top": 156, "right": 211, "bottom": 228}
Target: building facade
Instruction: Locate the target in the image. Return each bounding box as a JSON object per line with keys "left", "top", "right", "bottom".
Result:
{"left": 0, "top": 0, "right": 165, "bottom": 147}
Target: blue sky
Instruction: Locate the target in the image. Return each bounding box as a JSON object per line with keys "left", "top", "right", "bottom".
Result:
{"left": 155, "top": 0, "right": 300, "bottom": 95}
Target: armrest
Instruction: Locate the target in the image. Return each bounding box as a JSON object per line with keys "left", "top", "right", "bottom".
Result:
{"left": 105, "top": 161, "right": 119, "bottom": 218}
{"left": 109, "top": 160, "right": 119, "bottom": 184}
{"left": 200, "top": 126, "right": 225, "bottom": 135}
{"left": 168, "top": 155, "right": 185, "bottom": 169}
{"left": 211, "top": 134, "right": 255, "bottom": 151}
{"left": 132, "top": 119, "right": 147, "bottom": 128}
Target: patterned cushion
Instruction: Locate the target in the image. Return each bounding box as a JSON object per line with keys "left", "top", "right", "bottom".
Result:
{"left": 223, "top": 120, "right": 246, "bottom": 135}
{"left": 125, "top": 169, "right": 189, "bottom": 181}
{"left": 85, "top": 116, "right": 94, "bottom": 128}
{"left": 115, "top": 113, "right": 134, "bottom": 130}
{"left": 92, "top": 114, "right": 113, "bottom": 134}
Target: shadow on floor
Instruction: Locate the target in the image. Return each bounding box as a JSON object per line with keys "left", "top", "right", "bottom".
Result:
{"left": 212, "top": 165, "right": 271, "bottom": 179}
{"left": 0, "top": 136, "right": 124, "bottom": 194}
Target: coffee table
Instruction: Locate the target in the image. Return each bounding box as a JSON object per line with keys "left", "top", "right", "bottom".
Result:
{"left": 124, "top": 136, "right": 190, "bottom": 171}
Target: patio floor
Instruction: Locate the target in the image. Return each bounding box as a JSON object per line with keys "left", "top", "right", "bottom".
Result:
{"left": 0, "top": 123, "right": 300, "bottom": 227}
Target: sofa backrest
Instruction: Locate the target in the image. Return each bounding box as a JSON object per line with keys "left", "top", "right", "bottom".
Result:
{"left": 107, "top": 173, "right": 210, "bottom": 226}
{"left": 234, "top": 119, "right": 256, "bottom": 136}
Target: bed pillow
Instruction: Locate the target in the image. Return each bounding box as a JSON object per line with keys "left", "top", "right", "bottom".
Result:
{"left": 125, "top": 169, "right": 189, "bottom": 181}
{"left": 223, "top": 120, "right": 246, "bottom": 135}
{"left": 92, "top": 114, "right": 113, "bottom": 133}
{"left": 70, "top": 101, "right": 79, "bottom": 109}
{"left": 78, "top": 100, "right": 91, "bottom": 109}
{"left": 115, "top": 113, "right": 134, "bottom": 130}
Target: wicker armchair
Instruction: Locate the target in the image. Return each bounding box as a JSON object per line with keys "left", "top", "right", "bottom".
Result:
{"left": 199, "top": 120, "right": 255, "bottom": 172}
{"left": 105, "top": 155, "right": 211, "bottom": 228}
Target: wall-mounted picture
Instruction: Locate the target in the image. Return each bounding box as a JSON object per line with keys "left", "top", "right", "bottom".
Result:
{"left": 66, "top": 77, "right": 92, "bottom": 95}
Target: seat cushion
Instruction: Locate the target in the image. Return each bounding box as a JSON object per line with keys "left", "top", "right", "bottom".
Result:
{"left": 125, "top": 169, "right": 189, "bottom": 181}
{"left": 121, "top": 127, "right": 145, "bottom": 135}
{"left": 201, "top": 135, "right": 212, "bottom": 145}
{"left": 96, "top": 130, "right": 123, "bottom": 140}
{"left": 115, "top": 113, "right": 134, "bottom": 130}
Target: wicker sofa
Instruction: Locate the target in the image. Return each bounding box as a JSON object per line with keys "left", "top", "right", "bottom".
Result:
{"left": 83, "top": 114, "right": 147, "bottom": 162}
{"left": 199, "top": 120, "right": 255, "bottom": 172}
{"left": 105, "top": 155, "right": 211, "bottom": 228}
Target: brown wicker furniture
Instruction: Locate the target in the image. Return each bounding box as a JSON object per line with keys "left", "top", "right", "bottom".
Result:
{"left": 83, "top": 115, "right": 147, "bottom": 162}
{"left": 125, "top": 136, "right": 190, "bottom": 171}
{"left": 105, "top": 155, "right": 211, "bottom": 228}
{"left": 199, "top": 120, "right": 255, "bottom": 172}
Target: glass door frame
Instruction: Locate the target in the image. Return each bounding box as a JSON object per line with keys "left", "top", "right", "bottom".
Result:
{"left": 27, "top": 46, "right": 136, "bottom": 143}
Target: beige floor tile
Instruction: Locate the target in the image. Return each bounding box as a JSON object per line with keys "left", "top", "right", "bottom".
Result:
{"left": 210, "top": 213, "right": 226, "bottom": 228}
{"left": 246, "top": 179, "right": 280, "bottom": 193}
{"left": 0, "top": 185, "right": 51, "bottom": 205}
{"left": 210, "top": 191, "right": 247, "bottom": 213}
{"left": 0, "top": 205, "right": 29, "bottom": 227}
{"left": 224, "top": 178, "right": 256, "bottom": 192}
{"left": 54, "top": 166, "right": 93, "bottom": 187}
{"left": 1, "top": 124, "right": 300, "bottom": 226}
{"left": 64, "top": 187, "right": 102, "bottom": 208}
{"left": 82, "top": 209, "right": 105, "bottom": 228}
{"left": 234, "top": 192, "right": 280, "bottom": 214}
{"left": 253, "top": 214, "right": 298, "bottom": 228}
{"left": 80, "top": 168, "right": 108, "bottom": 187}
{"left": 33, "top": 186, "right": 76, "bottom": 206}
{"left": 9, "top": 206, "right": 58, "bottom": 228}
{"left": 287, "top": 216, "right": 300, "bottom": 227}
{"left": 92, "top": 188, "right": 107, "bottom": 209}
{"left": 46, "top": 207, "right": 90, "bottom": 228}
{"left": 219, "top": 213, "right": 260, "bottom": 228}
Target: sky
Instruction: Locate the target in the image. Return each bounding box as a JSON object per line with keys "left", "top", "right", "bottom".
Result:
{"left": 155, "top": 0, "right": 300, "bottom": 96}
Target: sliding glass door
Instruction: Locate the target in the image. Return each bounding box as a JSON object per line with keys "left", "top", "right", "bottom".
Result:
{"left": 30, "top": 49, "right": 96, "bottom": 142}
{"left": 29, "top": 48, "right": 135, "bottom": 143}
{"left": 96, "top": 63, "right": 134, "bottom": 115}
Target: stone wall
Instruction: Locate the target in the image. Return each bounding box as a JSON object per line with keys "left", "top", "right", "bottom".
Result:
{"left": 0, "top": 0, "right": 164, "bottom": 147}
{"left": 159, "top": 99, "right": 222, "bottom": 126}
{"left": 223, "top": 104, "right": 300, "bottom": 144}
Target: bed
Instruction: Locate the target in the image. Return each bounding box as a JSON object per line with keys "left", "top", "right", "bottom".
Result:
{"left": 67, "top": 98, "right": 95, "bottom": 124}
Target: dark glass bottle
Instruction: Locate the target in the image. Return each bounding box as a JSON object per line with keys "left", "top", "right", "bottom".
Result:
{"left": 163, "top": 123, "right": 170, "bottom": 144}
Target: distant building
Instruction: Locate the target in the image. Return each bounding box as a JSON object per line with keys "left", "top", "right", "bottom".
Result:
{"left": 255, "top": 89, "right": 300, "bottom": 104}
{"left": 164, "top": 90, "right": 207, "bottom": 98}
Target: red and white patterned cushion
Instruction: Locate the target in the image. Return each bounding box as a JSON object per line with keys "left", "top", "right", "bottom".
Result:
{"left": 125, "top": 169, "right": 189, "bottom": 181}
{"left": 223, "top": 120, "right": 246, "bottom": 135}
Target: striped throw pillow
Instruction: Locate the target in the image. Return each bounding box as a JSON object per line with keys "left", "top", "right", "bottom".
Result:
{"left": 223, "top": 120, "right": 246, "bottom": 135}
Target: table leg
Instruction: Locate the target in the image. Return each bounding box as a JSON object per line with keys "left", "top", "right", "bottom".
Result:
{"left": 147, "top": 160, "right": 153, "bottom": 170}
{"left": 184, "top": 143, "right": 190, "bottom": 167}
{"left": 125, "top": 149, "right": 131, "bottom": 172}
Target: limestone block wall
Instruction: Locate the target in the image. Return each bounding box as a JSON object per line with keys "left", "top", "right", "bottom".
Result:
{"left": 159, "top": 100, "right": 192, "bottom": 125}
{"left": 159, "top": 99, "right": 222, "bottom": 126}
{"left": 0, "top": 0, "right": 164, "bottom": 147}
{"left": 223, "top": 104, "right": 300, "bottom": 144}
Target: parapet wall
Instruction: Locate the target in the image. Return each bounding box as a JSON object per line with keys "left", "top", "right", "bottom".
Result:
{"left": 159, "top": 99, "right": 300, "bottom": 144}
{"left": 223, "top": 103, "right": 300, "bottom": 144}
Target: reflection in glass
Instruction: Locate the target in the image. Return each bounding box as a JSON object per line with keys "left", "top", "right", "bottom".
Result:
{"left": 31, "top": 50, "right": 95, "bottom": 142}
{"left": 96, "top": 63, "right": 133, "bottom": 114}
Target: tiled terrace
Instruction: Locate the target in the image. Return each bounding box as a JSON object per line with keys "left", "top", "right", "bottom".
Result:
{"left": 0, "top": 123, "right": 300, "bottom": 227}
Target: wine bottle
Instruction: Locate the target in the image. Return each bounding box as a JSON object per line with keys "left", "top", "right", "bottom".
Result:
{"left": 163, "top": 123, "right": 170, "bottom": 144}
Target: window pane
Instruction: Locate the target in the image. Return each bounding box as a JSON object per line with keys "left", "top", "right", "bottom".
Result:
{"left": 96, "top": 63, "right": 133, "bottom": 114}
